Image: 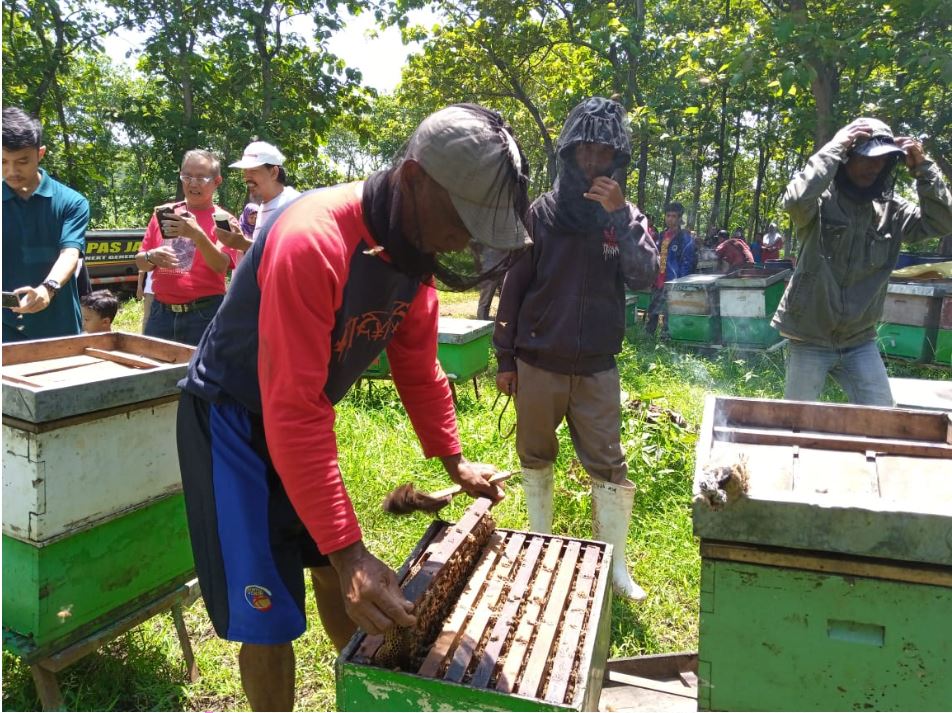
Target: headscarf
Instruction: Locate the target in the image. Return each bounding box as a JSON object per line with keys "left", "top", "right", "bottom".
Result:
{"left": 535, "top": 97, "right": 632, "bottom": 233}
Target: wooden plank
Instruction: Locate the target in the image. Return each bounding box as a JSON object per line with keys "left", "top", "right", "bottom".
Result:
{"left": 877, "top": 455, "right": 952, "bottom": 508}
{"left": 2, "top": 393, "right": 180, "bottom": 434}
{"left": 713, "top": 425, "right": 952, "bottom": 459}
{"left": 469, "top": 535, "right": 545, "bottom": 688}
{"left": 1, "top": 332, "right": 118, "bottom": 365}
{"left": 794, "top": 449, "right": 878, "bottom": 499}
{"left": 417, "top": 531, "right": 507, "bottom": 678}
{"left": 43, "top": 580, "right": 198, "bottom": 672}
{"left": 605, "top": 652, "right": 699, "bottom": 681}
{"left": 1, "top": 373, "right": 44, "bottom": 388}
{"left": 715, "top": 396, "right": 950, "bottom": 443}
{"left": 544, "top": 545, "right": 600, "bottom": 704}
{"left": 443, "top": 532, "right": 525, "bottom": 683}
{"left": 83, "top": 347, "right": 164, "bottom": 369}
{"left": 401, "top": 498, "right": 493, "bottom": 604}
{"left": 354, "top": 634, "right": 384, "bottom": 662}
{"left": 700, "top": 541, "right": 952, "bottom": 588}
{"left": 495, "top": 537, "right": 564, "bottom": 693}
{"left": 171, "top": 603, "right": 200, "bottom": 683}
{"left": 606, "top": 670, "right": 697, "bottom": 699}
{"left": 29, "top": 665, "right": 63, "bottom": 712}
{"left": 2, "top": 354, "right": 100, "bottom": 378}
{"left": 516, "top": 539, "right": 582, "bottom": 699}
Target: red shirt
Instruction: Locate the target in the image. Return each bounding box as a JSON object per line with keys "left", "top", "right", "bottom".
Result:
{"left": 141, "top": 202, "right": 239, "bottom": 304}
{"left": 715, "top": 238, "right": 754, "bottom": 268}
{"left": 256, "top": 186, "right": 460, "bottom": 553}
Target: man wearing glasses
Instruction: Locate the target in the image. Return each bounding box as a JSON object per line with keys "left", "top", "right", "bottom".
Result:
{"left": 135, "top": 150, "right": 240, "bottom": 345}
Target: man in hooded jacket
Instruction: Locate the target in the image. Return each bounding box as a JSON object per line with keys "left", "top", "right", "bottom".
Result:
{"left": 775, "top": 117, "right": 952, "bottom": 405}
{"left": 494, "top": 97, "right": 659, "bottom": 601}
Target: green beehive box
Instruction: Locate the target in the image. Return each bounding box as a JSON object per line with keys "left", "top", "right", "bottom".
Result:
{"left": 694, "top": 396, "right": 952, "bottom": 711}
{"left": 363, "top": 350, "right": 391, "bottom": 378}
{"left": 669, "top": 314, "right": 720, "bottom": 344}
{"left": 934, "top": 329, "right": 952, "bottom": 366}
{"left": 628, "top": 290, "right": 651, "bottom": 311}
{"left": 720, "top": 317, "right": 782, "bottom": 347}
{"left": 876, "top": 322, "right": 937, "bottom": 362}
{"left": 437, "top": 317, "right": 493, "bottom": 381}
{"left": 698, "top": 557, "right": 952, "bottom": 711}
{"left": 337, "top": 522, "right": 612, "bottom": 712}
{"left": 717, "top": 269, "right": 788, "bottom": 347}
{"left": 2, "top": 493, "right": 194, "bottom": 654}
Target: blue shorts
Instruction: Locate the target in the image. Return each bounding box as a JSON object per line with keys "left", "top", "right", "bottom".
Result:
{"left": 176, "top": 392, "right": 330, "bottom": 644}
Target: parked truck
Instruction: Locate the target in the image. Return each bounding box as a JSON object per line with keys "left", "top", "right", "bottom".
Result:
{"left": 83, "top": 229, "right": 145, "bottom": 293}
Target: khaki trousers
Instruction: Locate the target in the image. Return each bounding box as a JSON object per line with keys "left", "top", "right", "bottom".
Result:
{"left": 515, "top": 359, "right": 627, "bottom": 484}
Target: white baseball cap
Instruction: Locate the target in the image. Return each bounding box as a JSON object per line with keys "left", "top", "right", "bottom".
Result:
{"left": 406, "top": 105, "right": 531, "bottom": 252}
{"left": 229, "top": 141, "right": 286, "bottom": 169}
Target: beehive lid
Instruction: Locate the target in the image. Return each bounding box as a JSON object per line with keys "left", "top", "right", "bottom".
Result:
{"left": 887, "top": 280, "right": 952, "bottom": 297}
{"left": 666, "top": 274, "right": 722, "bottom": 291}
{"left": 437, "top": 317, "right": 494, "bottom": 344}
{"left": 2, "top": 332, "right": 193, "bottom": 423}
{"left": 692, "top": 395, "right": 952, "bottom": 566}
{"left": 718, "top": 269, "right": 790, "bottom": 288}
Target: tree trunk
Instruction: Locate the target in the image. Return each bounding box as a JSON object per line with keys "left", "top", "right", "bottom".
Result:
{"left": 691, "top": 140, "right": 703, "bottom": 233}
{"left": 51, "top": 78, "right": 75, "bottom": 185}
{"left": 664, "top": 149, "right": 678, "bottom": 209}
{"left": 786, "top": 0, "right": 839, "bottom": 148}
{"left": 484, "top": 44, "right": 557, "bottom": 185}
{"left": 253, "top": 0, "right": 278, "bottom": 125}
{"left": 708, "top": 84, "right": 728, "bottom": 236}
{"left": 28, "top": 0, "right": 67, "bottom": 114}
{"left": 723, "top": 112, "right": 742, "bottom": 231}
{"left": 635, "top": 138, "right": 649, "bottom": 208}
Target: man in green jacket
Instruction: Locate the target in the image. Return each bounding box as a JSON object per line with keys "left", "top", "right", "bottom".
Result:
{"left": 773, "top": 117, "right": 952, "bottom": 405}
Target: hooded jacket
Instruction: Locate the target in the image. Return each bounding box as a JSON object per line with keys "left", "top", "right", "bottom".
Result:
{"left": 494, "top": 97, "right": 659, "bottom": 375}
{"left": 772, "top": 127, "right": 952, "bottom": 348}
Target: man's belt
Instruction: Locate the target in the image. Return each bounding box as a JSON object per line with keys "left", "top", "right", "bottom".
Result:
{"left": 161, "top": 296, "right": 220, "bottom": 313}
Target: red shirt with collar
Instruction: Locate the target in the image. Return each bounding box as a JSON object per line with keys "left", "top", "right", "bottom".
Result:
{"left": 141, "top": 202, "right": 239, "bottom": 304}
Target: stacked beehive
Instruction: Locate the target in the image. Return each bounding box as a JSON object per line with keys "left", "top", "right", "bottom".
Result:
{"left": 716, "top": 268, "right": 790, "bottom": 348}
{"left": 2, "top": 333, "right": 195, "bottom": 656}
{"left": 876, "top": 281, "right": 951, "bottom": 362}
{"left": 665, "top": 274, "right": 722, "bottom": 345}
{"left": 693, "top": 396, "right": 952, "bottom": 711}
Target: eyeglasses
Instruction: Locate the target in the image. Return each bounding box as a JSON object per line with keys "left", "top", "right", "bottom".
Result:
{"left": 179, "top": 174, "right": 216, "bottom": 185}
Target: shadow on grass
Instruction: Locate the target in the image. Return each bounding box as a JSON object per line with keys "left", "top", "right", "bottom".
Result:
{"left": 3, "top": 628, "right": 192, "bottom": 712}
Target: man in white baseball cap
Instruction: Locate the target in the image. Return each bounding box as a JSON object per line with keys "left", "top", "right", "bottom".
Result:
{"left": 220, "top": 141, "right": 300, "bottom": 250}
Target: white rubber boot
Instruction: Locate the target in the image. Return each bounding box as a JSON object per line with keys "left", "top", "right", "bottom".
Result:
{"left": 591, "top": 479, "right": 647, "bottom": 601}
{"left": 520, "top": 465, "right": 554, "bottom": 533}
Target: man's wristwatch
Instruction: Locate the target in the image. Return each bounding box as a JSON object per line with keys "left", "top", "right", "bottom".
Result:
{"left": 145, "top": 250, "right": 154, "bottom": 265}
{"left": 41, "top": 279, "right": 61, "bottom": 300}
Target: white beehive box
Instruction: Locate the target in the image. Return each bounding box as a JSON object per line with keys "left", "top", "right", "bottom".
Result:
{"left": 2, "top": 333, "right": 193, "bottom": 543}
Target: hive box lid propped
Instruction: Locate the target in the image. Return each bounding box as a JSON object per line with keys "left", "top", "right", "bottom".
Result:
{"left": 2, "top": 332, "right": 193, "bottom": 423}
{"left": 692, "top": 396, "right": 952, "bottom": 567}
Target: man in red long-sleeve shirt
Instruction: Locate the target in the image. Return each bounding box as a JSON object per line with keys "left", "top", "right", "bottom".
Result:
{"left": 177, "top": 104, "right": 531, "bottom": 710}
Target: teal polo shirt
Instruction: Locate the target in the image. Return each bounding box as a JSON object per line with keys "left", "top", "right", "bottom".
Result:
{"left": 3, "top": 168, "right": 89, "bottom": 341}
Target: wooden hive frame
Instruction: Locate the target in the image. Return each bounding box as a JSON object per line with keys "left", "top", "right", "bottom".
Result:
{"left": 339, "top": 508, "right": 613, "bottom": 712}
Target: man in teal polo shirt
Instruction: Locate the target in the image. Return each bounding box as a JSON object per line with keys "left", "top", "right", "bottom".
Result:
{"left": 2, "top": 107, "right": 89, "bottom": 342}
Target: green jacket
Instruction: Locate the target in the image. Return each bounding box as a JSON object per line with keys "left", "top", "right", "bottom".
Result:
{"left": 772, "top": 140, "right": 952, "bottom": 348}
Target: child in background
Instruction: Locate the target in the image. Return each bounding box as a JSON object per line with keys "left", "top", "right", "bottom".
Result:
{"left": 81, "top": 289, "right": 118, "bottom": 333}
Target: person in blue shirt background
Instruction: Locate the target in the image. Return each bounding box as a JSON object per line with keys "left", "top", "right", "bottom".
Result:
{"left": 2, "top": 107, "right": 89, "bottom": 342}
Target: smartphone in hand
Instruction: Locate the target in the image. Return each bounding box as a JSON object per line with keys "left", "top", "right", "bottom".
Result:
{"left": 2, "top": 291, "right": 21, "bottom": 309}
{"left": 155, "top": 206, "right": 177, "bottom": 238}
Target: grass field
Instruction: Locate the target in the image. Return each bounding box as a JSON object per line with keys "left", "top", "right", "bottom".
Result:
{"left": 2, "top": 291, "right": 944, "bottom": 711}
